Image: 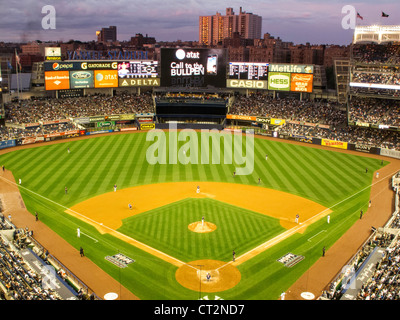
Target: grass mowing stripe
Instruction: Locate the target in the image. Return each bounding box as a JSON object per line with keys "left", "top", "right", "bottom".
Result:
{"left": 321, "top": 150, "right": 372, "bottom": 186}
{"left": 120, "top": 133, "right": 147, "bottom": 187}
{"left": 253, "top": 141, "right": 280, "bottom": 189}
{"left": 55, "top": 139, "right": 110, "bottom": 203}
{"left": 62, "top": 137, "right": 122, "bottom": 198}
{"left": 276, "top": 143, "right": 326, "bottom": 201}
{"left": 87, "top": 135, "right": 132, "bottom": 194}
{"left": 68, "top": 136, "right": 118, "bottom": 201}
{"left": 311, "top": 149, "right": 364, "bottom": 195}
{"left": 265, "top": 141, "right": 311, "bottom": 197}
{"left": 101, "top": 134, "right": 133, "bottom": 191}
{"left": 281, "top": 144, "right": 339, "bottom": 203}
{"left": 18, "top": 146, "right": 66, "bottom": 190}
{"left": 30, "top": 145, "right": 83, "bottom": 197}
{"left": 32, "top": 140, "right": 90, "bottom": 199}
{"left": 298, "top": 147, "right": 354, "bottom": 199}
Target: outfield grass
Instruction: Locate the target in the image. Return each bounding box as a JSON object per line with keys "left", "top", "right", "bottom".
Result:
{"left": 0, "top": 132, "right": 386, "bottom": 299}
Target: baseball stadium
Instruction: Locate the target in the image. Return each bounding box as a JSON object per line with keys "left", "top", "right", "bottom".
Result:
{"left": 0, "top": 25, "right": 399, "bottom": 303}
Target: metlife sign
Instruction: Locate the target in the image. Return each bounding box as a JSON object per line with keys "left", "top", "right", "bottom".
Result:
{"left": 268, "top": 64, "right": 314, "bottom": 74}
{"left": 160, "top": 48, "right": 227, "bottom": 88}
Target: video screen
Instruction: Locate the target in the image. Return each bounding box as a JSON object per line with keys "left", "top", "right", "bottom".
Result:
{"left": 160, "top": 48, "right": 227, "bottom": 88}
{"left": 118, "top": 61, "right": 158, "bottom": 79}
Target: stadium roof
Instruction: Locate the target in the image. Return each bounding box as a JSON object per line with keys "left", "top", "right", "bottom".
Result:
{"left": 353, "top": 25, "right": 400, "bottom": 44}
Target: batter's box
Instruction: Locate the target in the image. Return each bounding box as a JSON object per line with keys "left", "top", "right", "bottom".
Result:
{"left": 105, "top": 253, "right": 135, "bottom": 268}
{"left": 277, "top": 253, "right": 304, "bottom": 268}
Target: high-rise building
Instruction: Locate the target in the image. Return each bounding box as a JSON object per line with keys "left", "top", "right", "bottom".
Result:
{"left": 199, "top": 7, "right": 262, "bottom": 46}
{"left": 96, "top": 26, "right": 117, "bottom": 43}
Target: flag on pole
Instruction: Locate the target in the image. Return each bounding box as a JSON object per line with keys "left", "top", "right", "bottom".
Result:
{"left": 357, "top": 12, "right": 363, "bottom": 20}
{"left": 15, "top": 50, "right": 22, "bottom": 71}
{"left": 382, "top": 12, "right": 389, "bottom": 17}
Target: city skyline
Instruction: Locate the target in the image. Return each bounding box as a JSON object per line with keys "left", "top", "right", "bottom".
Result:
{"left": 0, "top": 0, "right": 398, "bottom": 45}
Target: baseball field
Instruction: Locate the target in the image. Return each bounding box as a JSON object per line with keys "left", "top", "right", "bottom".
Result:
{"left": 0, "top": 131, "right": 387, "bottom": 300}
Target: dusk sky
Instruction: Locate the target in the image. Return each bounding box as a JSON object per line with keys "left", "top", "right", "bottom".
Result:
{"left": 0, "top": 0, "right": 398, "bottom": 45}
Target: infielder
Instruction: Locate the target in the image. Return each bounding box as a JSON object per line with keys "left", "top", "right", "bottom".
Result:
{"left": 197, "top": 186, "right": 200, "bottom": 194}
{"left": 114, "top": 184, "right": 117, "bottom": 192}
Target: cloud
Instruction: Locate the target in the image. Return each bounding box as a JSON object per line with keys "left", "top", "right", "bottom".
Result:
{"left": 0, "top": 0, "right": 399, "bottom": 44}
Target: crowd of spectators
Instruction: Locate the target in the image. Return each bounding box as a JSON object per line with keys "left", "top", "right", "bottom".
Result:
{"left": 1, "top": 92, "right": 399, "bottom": 151}
{"left": 0, "top": 230, "right": 61, "bottom": 300}
{"left": 279, "top": 123, "right": 400, "bottom": 151}
{"left": 230, "top": 94, "right": 347, "bottom": 126}
{"left": 352, "top": 71, "right": 400, "bottom": 86}
{"left": 352, "top": 43, "right": 400, "bottom": 65}
{"left": 0, "top": 91, "right": 154, "bottom": 141}
{"left": 349, "top": 97, "right": 400, "bottom": 127}
{"left": 356, "top": 236, "right": 400, "bottom": 300}
{"left": 4, "top": 91, "right": 154, "bottom": 125}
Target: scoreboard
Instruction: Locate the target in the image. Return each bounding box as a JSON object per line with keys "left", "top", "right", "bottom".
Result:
{"left": 227, "top": 62, "right": 269, "bottom": 89}
{"left": 228, "top": 62, "right": 268, "bottom": 81}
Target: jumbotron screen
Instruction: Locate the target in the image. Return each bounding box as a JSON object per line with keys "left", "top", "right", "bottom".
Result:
{"left": 160, "top": 48, "right": 227, "bottom": 88}
{"left": 117, "top": 61, "right": 158, "bottom": 79}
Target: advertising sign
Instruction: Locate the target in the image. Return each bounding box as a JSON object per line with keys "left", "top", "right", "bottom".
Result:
{"left": 81, "top": 61, "right": 118, "bottom": 70}
{"left": 226, "top": 114, "right": 257, "bottom": 121}
{"left": 94, "top": 70, "right": 118, "bottom": 88}
{"left": 118, "top": 78, "right": 160, "bottom": 87}
{"left": 226, "top": 79, "right": 268, "bottom": 89}
{"left": 44, "top": 62, "right": 82, "bottom": 72}
{"left": 140, "top": 123, "right": 155, "bottom": 130}
{"left": 269, "top": 64, "right": 314, "bottom": 74}
{"left": 160, "top": 48, "right": 227, "bottom": 88}
{"left": 45, "top": 71, "right": 70, "bottom": 90}
{"left": 321, "top": 139, "right": 348, "bottom": 150}
{"left": 70, "top": 70, "right": 94, "bottom": 89}
{"left": 290, "top": 73, "right": 313, "bottom": 93}
{"left": 45, "top": 47, "right": 61, "bottom": 61}
{"left": 268, "top": 72, "right": 291, "bottom": 91}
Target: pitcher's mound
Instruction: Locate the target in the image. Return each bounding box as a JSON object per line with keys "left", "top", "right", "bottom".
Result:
{"left": 176, "top": 260, "right": 241, "bottom": 293}
{"left": 188, "top": 221, "right": 217, "bottom": 233}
